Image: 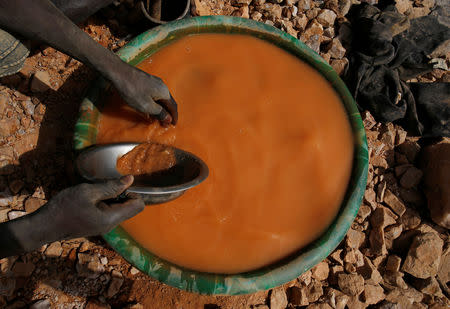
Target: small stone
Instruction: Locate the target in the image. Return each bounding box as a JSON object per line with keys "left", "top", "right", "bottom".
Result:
{"left": 330, "top": 58, "right": 348, "bottom": 75}
{"left": 395, "top": 127, "right": 407, "bottom": 145}
{"left": 383, "top": 271, "right": 408, "bottom": 290}
{"left": 294, "top": 13, "right": 308, "bottom": 31}
{"left": 31, "top": 71, "right": 52, "bottom": 92}
{"left": 261, "top": 3, "right": 282, "bottom": 19}
{"left": 311, "top": 261, "right": 329, "bottom": 281}
{"left": 421, "top": 141, "right": 450, "bottom": 228}
{"left": 130, "top": 267, "right": 140, "bottom": 275}
{"left": 380, "top": 123, "right": 396, "bottom": 147}
{"left": 12, "top": 261, "right": 35, "bottom": 277}
{"left": 281, "top": 20, "right": 298, "bottom": 37}
{"left": 409, "top": 6, "right": 431, "bottom": 19}
{"left": 363, "top": 284, "right": 385, "bottom": 305}
{"left": 300, "top": 19, "right": 323, "bottom": 41}
{"left": 45, "top": 242, "right": 63, "bottom": 258}
{"left": 8, "top": 210, "right": 27, "bottom": 220}
{"left": 231, "top": 5, "right": 249, "bottom": 18}
{"left": 397, "top": 141, "right": 420, "bottom": 163}
{"left": 412, "top": 277, "right": 444, "bottom": 297}
{"left": 399, "top": 208, "right": 421, "bottom": 230}
{"left": 362, "top": 111, "right": 376, "bottom": 130}
{"left": 364, "top": 187, "right": 377, "bottom": 209}
{"left": 297, "top": 0, "right": 312, "bottom": 12}
{"left": 402, "top": 232, "right": 444, "bottom": 279}
{"left": 337, "top": 273, "right": 364, "bottom": 296}
{"left": 298, "top": 270, "right": 312, "bottom": 286}
{"left": 324, "top": 288, "right": 349, "bottom": 309}
{"left": 399, "top": 167, "right": 423, "bottom": 189}
{"left": 307, "top": 281, "right": 324, "bottom": 303}
{"left": 24, "top": 197, "right": 45, "bottom": 213}
{"left": 316, "top": 9, "right": 336, "bottom": 27}
{"left": 321, "top": 52, "right": 331, "bottom": 63}
{"left": 20, "top": 100, "right": 34, "bottom": 116}
{"left": 323, "top": 27, "right": 335, "bottom": 38}
{"left": 79, "top": 241, "right": 91, "bottom": 252}
{"left": 30, "top": 299, "right": 51, "bottom": 309}
{"left": 356, "top": 204, "right": 371, "bottom": 223}
{"left": 369, "top": 227, "right": 387, "bottom": 256}
{"left": 306, "top": 7, "right": 321, "bottom": 20}
{"left": 106, "top": 270, "right": 124, "bottom": 298}
{"left": 100, "top": 256, "right": 108, "bottom": 265}
{"left": 344, "top": 262, "right": 356, "bottom": 273}
{"left": 0, "top": 208, "right": 9, "bottom": 223}
{"left": 327, "top": 38, "right": 346, "bottom": 59}
{"left": 385, "top": 224, "right": 403, "bottom": 249}
{"left": 385, "top": 224, "right": 402, "bottom": 240}
{"left": 346, "top": 296, "right": 366, "bottom": 309}
{"left": 250, "top": 11, "right": 263, "bottom": 21}
{"left": 385, "top": 255, "right": 402, "bottom": 272}
{"left": 270, "top": 287, "right": 288, "bottom": 309}
{"left": 330, "top": 249, "right": 344, "bottom": 265}
{"left": 358, "top": 256, "right": 382, "bottom": 285}
{"left": 346, "top": 228, "right": 365, "bottom": 249}
{"left": 385, "top": 287, "right": 423, "bottom": 307}
{"left": 354, "top": 249, "right": 365, "bottom": 267}
{"left": 337, "top": 0, "right": 351, "bottom": 16}
{"left": 305, "top": 34, "right": 321, "bottom": 53}
{"left": 77, "top": 253, "right": 105, "bottom": 279}
{"left": 395, "top": 0, "right": 413, "bottom": 14}
{"left": 329, "top": 265, "right": 344, "bottom": 285}
{"left": 344, "top": 249, "right": 356, "bottom": 264}
{"left": 370, "top": 206, "right": 397, "bottom": 229}
{"left": 288, "top": 286, "right": 309, "bottom": 306}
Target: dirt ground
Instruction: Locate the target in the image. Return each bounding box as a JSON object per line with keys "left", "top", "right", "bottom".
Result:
{"left": 0, "top": 0, "right": 449, "bottom": 308}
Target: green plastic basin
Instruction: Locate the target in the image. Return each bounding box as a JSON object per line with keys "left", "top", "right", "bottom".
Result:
{"left": 73, "top": 16, "right": 368, "bottom": 295}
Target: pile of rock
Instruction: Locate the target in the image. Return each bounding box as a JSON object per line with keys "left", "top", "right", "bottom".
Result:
{"left": 192, "top": 0, "right": 351, "bottom": 75}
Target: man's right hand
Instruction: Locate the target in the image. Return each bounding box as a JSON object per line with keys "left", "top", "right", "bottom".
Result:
{"left": 0, "top": 0, "right": 178, "bottom": 125}
{"left": 113, "top": 65, "right": 178, "bottom": 126}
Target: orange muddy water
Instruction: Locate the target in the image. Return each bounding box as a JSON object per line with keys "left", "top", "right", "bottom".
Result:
{"left": 97, "top": 34, "right": 353, "bottom": 274}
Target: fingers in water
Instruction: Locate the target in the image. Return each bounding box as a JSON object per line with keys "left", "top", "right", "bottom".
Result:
{"left": 156, "top": 108, "right": 173, "bottom": 127}
{"left": 156, "top": 94, "right": 178, "bottom": 124}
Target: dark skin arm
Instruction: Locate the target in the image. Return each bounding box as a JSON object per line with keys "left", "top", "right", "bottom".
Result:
{"left": 0, "top": 176, "right": 145, "bottom": 258}
{"left": 0, "top": 0, "right": 177, "bottom": 124}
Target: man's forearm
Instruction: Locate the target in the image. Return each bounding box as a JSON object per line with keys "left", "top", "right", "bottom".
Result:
{"left": 0, "top": 206, "right": 59, "bottom": 258}
{"left": 0, "top": 0, "right": 126, "bottom": 82}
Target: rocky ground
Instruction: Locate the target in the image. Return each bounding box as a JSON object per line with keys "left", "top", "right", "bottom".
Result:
{"left": 0, "top": 0, "right": 449, "bottom": 308}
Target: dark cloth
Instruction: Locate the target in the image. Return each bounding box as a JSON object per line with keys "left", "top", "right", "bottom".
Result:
{"left": 345, "top": 3, "right": 450, "bottom": 137}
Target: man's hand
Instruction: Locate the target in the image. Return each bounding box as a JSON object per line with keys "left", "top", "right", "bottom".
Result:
{"left": 45, "top": 175, "right": 145, "bottom": 238}
{"left": 0, "top": 0, "right": 178, "bottom": 124}
{"left": 114, "top": 66, "right": 178, "bottom": 125}
{"left": 0, "top": 176, "right": 145, "bottom": 258}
